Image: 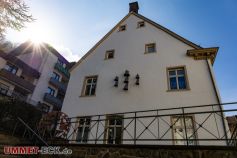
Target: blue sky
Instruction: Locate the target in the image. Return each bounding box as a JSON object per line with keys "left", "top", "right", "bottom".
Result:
{"left": 6, "top": 0, "right": 237, "bottom": 103}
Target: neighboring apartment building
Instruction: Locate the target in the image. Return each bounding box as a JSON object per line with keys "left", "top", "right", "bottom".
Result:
{"left": 227, "top": 116, "right": 237, "bottom": 135}
{"left": 62, "top": 2, "right": 228, "bottom": 145}
{"left": 0, "top": 41, "right": 71, "bottom": 113}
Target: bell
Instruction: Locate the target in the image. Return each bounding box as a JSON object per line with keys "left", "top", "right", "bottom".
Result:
{"left": 114, "top": 76, "right": 119, "bottom": 81}
{"left": 124, "top": 77, "right": 129, "bottom": 83}
{"left": 123, "top": 84, "right": 128, "bottom": 91}
{"left": 135, "top": 74, "right": 140, "bottom": 85}
{"left": 136, "top": 74, "right": 140, "bottom": 79}
{"left": 114, "top": 76, "right": 119, "bottom": 87}
{"left": 124, "top": 70, "right": 130, "bottom": 77}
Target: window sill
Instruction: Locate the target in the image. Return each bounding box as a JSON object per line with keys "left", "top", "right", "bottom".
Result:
{"left": 118, "top": 30, "right": 126, "bottom": 32}
{"left": 79, "top": 95, "right": 96, "bottom": 97}
{"left": 144, "top": 51, "right": 157, "bottom": 54}
{"left": 166, "top": 88, "right": 190, "bottom": 92}
{"left": 104, "top": 58, "right": 114, "bottom": 60}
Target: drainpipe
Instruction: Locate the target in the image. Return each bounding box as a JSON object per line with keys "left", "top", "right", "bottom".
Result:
{"left": 206, "top": 59, "right": 228, "bottom": 145}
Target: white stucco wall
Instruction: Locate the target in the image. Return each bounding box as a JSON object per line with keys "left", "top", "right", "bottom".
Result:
{"left": 62, "top": 14, "right": 225, "bottom": 145}
{"left": 63, "top": 15, "right": 219, "bottom": 116}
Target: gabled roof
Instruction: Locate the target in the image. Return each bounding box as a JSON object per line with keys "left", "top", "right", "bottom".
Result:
{"left": 70, "top": 12, "right": 203, "bottom": 72}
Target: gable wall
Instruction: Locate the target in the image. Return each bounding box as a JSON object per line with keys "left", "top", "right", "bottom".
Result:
{"left": 62, "top": 15, "right": 218, "bottom": 117}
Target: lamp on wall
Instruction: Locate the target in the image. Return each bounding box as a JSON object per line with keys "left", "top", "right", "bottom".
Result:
{"left": 123, "top": 70, "right": 130, "bottom": 91}
{"left": 114, "top": 76, "right": 119, "bottom": 87}
{"left": 135, "top": 74, "right": 140, "bottom": 85}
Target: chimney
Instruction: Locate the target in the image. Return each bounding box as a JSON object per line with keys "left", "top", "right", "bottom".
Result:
{"left": 129, "top": 2, "right": 139, "bottom": 14}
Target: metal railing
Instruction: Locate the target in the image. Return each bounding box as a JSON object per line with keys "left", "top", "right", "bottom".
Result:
{"left": 13, "top": 117, "right": 48, "bottom": 146}
{"left": 43, "top": 93, "right": 63, "bottom": 108}
{"left": 50, "top": 102, "right": 237, "bottom": 146}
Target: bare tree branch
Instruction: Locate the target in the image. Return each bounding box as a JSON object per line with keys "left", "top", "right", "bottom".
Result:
{"left": 0, "top": 0, "right": 35, "bottom": 41}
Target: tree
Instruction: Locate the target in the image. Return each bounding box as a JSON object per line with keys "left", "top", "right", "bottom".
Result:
{"left": 0, "top": 0, "right": 34, "bottom": 40}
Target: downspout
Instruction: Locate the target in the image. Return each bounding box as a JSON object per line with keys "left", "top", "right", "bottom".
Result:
{"left": 206, "top": 59, "right": 228, "bottom": 145}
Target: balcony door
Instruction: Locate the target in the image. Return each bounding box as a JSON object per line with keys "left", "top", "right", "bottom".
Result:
{"left": 172, "top": 115, "right": 196, "bottom": 145}
{"left": 105, "top": 115, "right": 123, "bottom": 144}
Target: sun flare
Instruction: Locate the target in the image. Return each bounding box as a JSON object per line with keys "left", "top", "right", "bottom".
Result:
{"left": 28, "top": 26, "right": 44, "bottom": 44}
{"left": 21, "top": 23, "right": 49, "bottom": 45}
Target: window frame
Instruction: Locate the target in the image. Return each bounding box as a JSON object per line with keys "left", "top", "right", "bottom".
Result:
{"left": 81, "top": 76, "right": 98, "bottom": 97}
{"left": 171, "top": 115, "right": 197, "bottom": 145}
{"left": 52, "top": 72, "right": 60, "bottom": 81}
{"left": 4, "top": 63, "right": 18, "bottom": 75}
{"left": 145, "top": 43, "right": 156, "bottom": 54}
{"left": 167, "top": 66, "right": 190, "bottom": 91}
{"left": 0, "top": 82, "right": 9, "bottom": 95}
{"left": 137, "top": 21, "right": 145, "bottom": 28}
{"left": 104, "top": 115, "right": 123, "bottom": 144}
{"left": 76, "top": 117, "right": 91, "bottom": 143}
{"left": 47, "top": 87, "right": 55, "bottom": 96}
{"left": 118, "top": 25, "right": 126, "bottom": 32}
{"left": 57, "top": 59, "right": 64, "bottom": 66}
{"left": 105, "top": 50, "right": 115, "bottom": 60}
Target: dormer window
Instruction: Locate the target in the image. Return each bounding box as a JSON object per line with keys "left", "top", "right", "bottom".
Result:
{"left": 137, "top": 21, "right": 145, "bottom": 28}
{"left": 105, "top": 50, "right": 114, "bottom": 60}
{"left": 145, "top": 43, "right": 156, "bottom": 53}
{"left": 119, "top": 25, "right": 126, "bottom": 31}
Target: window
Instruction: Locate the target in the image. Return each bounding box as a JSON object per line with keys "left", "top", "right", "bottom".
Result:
{"left": 145, "top": 43, "right": 156, "bottom": 53}
{"left": 82, "top": 76, "right": 97, "bottom": 96}
{"left": 105, "top": 115, "right": 123, "bottom": 144}
{"left": 137, "top": 21, "right": 145, "bottom": 28}
{"left": 119, "top": 25, "right": 126, "bottom": 31}
{"left": 4, "top": 63, "right": 18, "bottom": 74}
{"left": 42, "top": 104, "right": 50, "bottom": 113}
{"left": 167, "top": 67, "right": 188, "bottom": 90}
{"left": 172, "top": 116, "right": 196, "bottom": 145}
{"left": 57, "top": 59, "right": 64, "bottom": 66}
{"left": 0, "top": 82, "right": 9, "bottom": 95}
{"left": 52, "top": 72, "right": 60, "bottom": 81}
{"left": 105, "top": 50, "right": 114, "bottom": 60}
{"left": 47, "top": 87, "right": 55, "bottom": 96}
{"left": 76, "top": 117, "right": 91, "bottom": 143}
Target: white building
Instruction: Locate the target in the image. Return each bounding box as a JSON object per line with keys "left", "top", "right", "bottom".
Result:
{"left": 0, "top": 41, "right": 71, "bottom": 113}
{"left": 62, "top": 2, "right": 228, "bottom": 146}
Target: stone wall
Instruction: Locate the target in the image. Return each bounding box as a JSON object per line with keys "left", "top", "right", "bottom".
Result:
{"left": 56, "top": 144, "right": 237, "bottom": 158}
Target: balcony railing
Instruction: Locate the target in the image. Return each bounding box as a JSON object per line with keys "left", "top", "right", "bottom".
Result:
{"left": 54, "top": 63, "right": 70, "bottom": 78}
{"left": 0, "top": 69, "right": 35, "bottom": 93}
{"left": 49, "top": 77, "right": 67, "bottom": 92}
{"left": 43, "top": 93, "right": 63, "bottom": 109}
{"left": 42, "top": 102, "right": 237, "bottom": 146}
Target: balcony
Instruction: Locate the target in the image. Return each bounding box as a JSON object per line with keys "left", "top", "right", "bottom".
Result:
{"left": 49, "top": 77, "right": 67, "bottom": 92}
{"left": 0, "top": 51, "right": 41, "bottom": 79}
{"left": 43, "top": 93, "right": 63, "bottom": 109}
{"left": 54, "top": 63, "right": 70, "bottom": 78}
{"left": 0, "top": 69, "right": 35, "bottom": 93}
